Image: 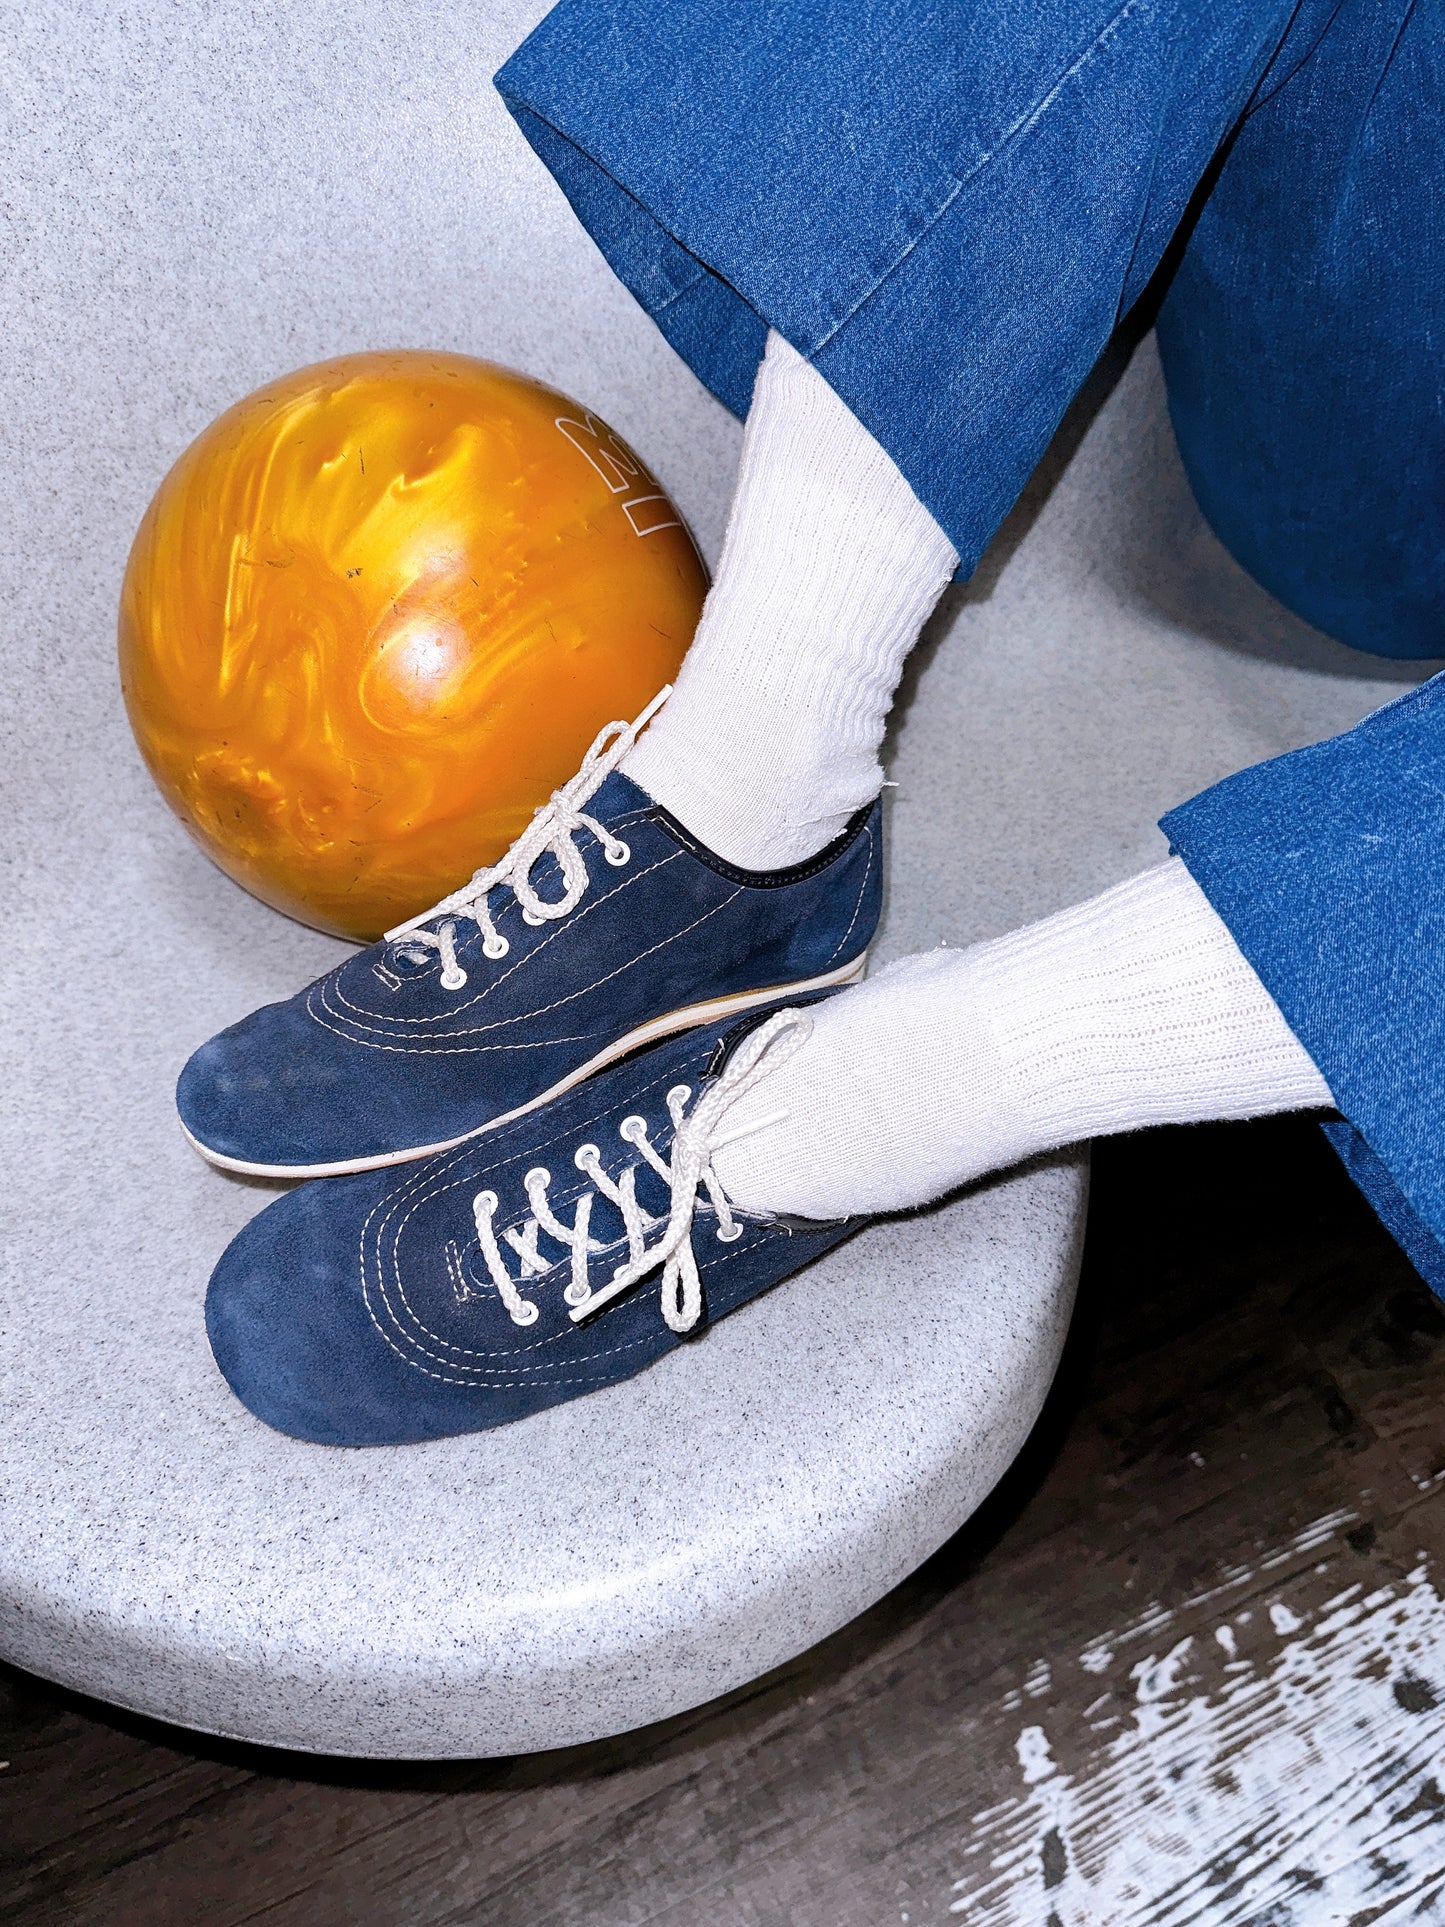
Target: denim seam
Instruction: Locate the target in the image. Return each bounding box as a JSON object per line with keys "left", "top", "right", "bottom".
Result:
{"left": 506, "top": 1, "right": 1149, "bottom": 358}
{"left": 500, "top": 94, "right": 716, "bottom": 316}
{"left": 651, "top": 264, "right": 713, "bottom": 316}
{"left": 1113, "top": 81, "right": 1171, "bottom": 327}
{"left": 1243, "top": 0, "right": 1344, "bottom": 116}
{"left": 810, "top": 0, "right": 1152, "bottom": 357}
{"left": 1324, "top": 0, "right": 1417, "bottom": 250}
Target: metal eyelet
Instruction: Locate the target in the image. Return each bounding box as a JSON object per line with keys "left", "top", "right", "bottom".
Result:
{"left": 522, "top": 908, "right": 546, "bottom": 926}
{"left": 716, "top": 1223, "right": 744, "bottom": 1243}
{"left": 440, "top": 964, "right": 467, "bottom": 991}
{"left": 604, "top": 839, "right": 631, "bottom": 867}
{"left": 482, "top": 934, "right": 509, "bottom": 959}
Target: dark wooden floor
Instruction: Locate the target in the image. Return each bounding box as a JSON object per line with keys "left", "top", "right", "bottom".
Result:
{"left": 5, "top": 1117, "right": 1445, "bottom": 1926}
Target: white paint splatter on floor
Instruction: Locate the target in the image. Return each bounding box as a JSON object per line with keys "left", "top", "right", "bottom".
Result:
{"left": 946, "top": 1512, "right": 1445, "bottom": 1924}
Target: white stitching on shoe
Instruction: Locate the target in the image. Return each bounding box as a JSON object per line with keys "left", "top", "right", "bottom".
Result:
{"left": 305, "top": 877, "right": 744, "bottom": 1056}
{"left": 358, "top": 1060, "right": 689, "bottom": 1372}
{"left": 824, "top": 816, "right": 876, "bottom": 967}
{"left": 461, "top": 1010, "right": 810, "bottom": 1336}
{"left": 331, "top": 806, "right": 660, "bottom": 1023}
{"left": 355, "top": 1023, "right": 809, "bottom": 1383}
{"left": 317, "top": 848, "right": 683, "bottom": 1032}
{"left": 563, "top": 1008, "right": 811, "bottom": 1333}
{"left": 317, "top": 804, "right": 871, "bottom": 1055}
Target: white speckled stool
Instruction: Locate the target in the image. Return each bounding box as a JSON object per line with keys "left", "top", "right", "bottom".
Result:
{"left": 0, "top": 2, "right": 1425, "bottom": 1758}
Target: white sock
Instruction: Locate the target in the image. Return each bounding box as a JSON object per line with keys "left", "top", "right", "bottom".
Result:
{"left": 624, "top": 331, "right": 959, "bottom": 870}
{"left": 712, "top": 859, "right": 1333, "bottom": 1220}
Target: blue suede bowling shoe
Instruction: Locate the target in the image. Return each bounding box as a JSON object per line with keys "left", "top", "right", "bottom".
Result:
{"left": 206, "top": 1002, "right": 857, "bottom": 1444}
{"left": 177, "top": 693, "right": 881, "bottom": 1178}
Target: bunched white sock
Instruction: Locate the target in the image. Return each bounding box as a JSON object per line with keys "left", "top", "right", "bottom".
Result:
{"left": 624, "top": 330, "right": 959, "bottom": 871}
{"left": 712, "top": 859, "right": 1334, "bottom": 1221}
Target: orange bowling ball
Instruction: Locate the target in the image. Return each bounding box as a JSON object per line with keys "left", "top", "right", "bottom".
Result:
{"left": 119, "top": 350, "right": 707, "bottom": 941}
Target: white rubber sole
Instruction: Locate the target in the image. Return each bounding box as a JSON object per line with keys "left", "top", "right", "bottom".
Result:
{"left": 182, "top": 952, "right": 869, "bottom": 1181}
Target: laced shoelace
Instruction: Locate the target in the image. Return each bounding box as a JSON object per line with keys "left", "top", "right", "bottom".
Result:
{"left": 469, "top": 1007, "right": 813, "bottom": 1334}
{"left": 384, "top": 685, "right": 673, "bottom": 990}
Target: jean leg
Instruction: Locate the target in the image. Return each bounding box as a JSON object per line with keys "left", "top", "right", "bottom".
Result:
{"left": 499, "top": 0, "right": 1445, "bottom": 1288}
{"left": 496, "top": 0, "right": 1301, "bottom": 576}
{"left": 1156, "top": 0, "right": 1444, "bottom": 659}
{"left": 1163, "top": 673, "right": 1445, "bottom": 1294}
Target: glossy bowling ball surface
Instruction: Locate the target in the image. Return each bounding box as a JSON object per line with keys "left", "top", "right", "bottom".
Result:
{"left": 119, "top": 350, "right": 707, "bottom": 940}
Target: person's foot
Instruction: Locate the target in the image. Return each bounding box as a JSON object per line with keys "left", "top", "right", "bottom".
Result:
{"left": 176, "top": 699, "right": 881, "bottom": 1177}
{"left": 205, "top": 1003, "right": 857, "bottom": 1444}
{"left": 711, "top": 859, "right": 1335, "bottom": 1221}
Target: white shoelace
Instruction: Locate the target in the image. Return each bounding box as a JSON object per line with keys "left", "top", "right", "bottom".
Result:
{"left": 385, "top": 685, "right": 673, "bottom": 990}
{"left": 469, "top": 1008, "right": 813, "bottom": 1334}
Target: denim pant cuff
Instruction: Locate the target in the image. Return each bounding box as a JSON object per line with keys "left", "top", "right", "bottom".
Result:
{"left": 495, "top": 0, "right": 1284, "bottom": 576}
{"left": 1163, "top": 674, "right": 1445, "bottom": 1299}
{"left": 499, "top": 105, "right": 768, "bottom": 423}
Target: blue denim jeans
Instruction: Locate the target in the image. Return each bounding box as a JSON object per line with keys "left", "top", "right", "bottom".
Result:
{"left": 497, "top": 0, "right": 1445, "bottom": 1287}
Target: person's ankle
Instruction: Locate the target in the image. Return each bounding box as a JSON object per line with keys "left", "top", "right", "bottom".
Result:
{"left": 712, "top": 950, "right": 1019, "bottom": 1218}
{"left": 712, "top": 862, "right": 1333, "bottom": 1225}
{"left": 622, "top": 727, "right": 870, "bottom": 870}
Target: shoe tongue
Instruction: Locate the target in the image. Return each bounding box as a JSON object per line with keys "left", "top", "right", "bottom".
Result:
{"left": 587, "top": 769, "right": 652, "bottom": 818}
{"left": 530, "top": 1139, "right": 674, "bottom": 1265}
{"left": 522, "top": 844, "right": 565, "bottom": 900}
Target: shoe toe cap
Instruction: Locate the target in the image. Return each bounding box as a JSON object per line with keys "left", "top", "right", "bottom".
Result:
{"left": 205, "top": 1178, "right": 480, "bottom": 1446}
{"left": 178, "top": 1007, "right": 362, "bottom": 1169}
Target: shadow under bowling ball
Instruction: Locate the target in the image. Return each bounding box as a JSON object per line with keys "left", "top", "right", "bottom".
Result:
{"left": 119, "top": 349, "right": 708, "bottom": 942}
